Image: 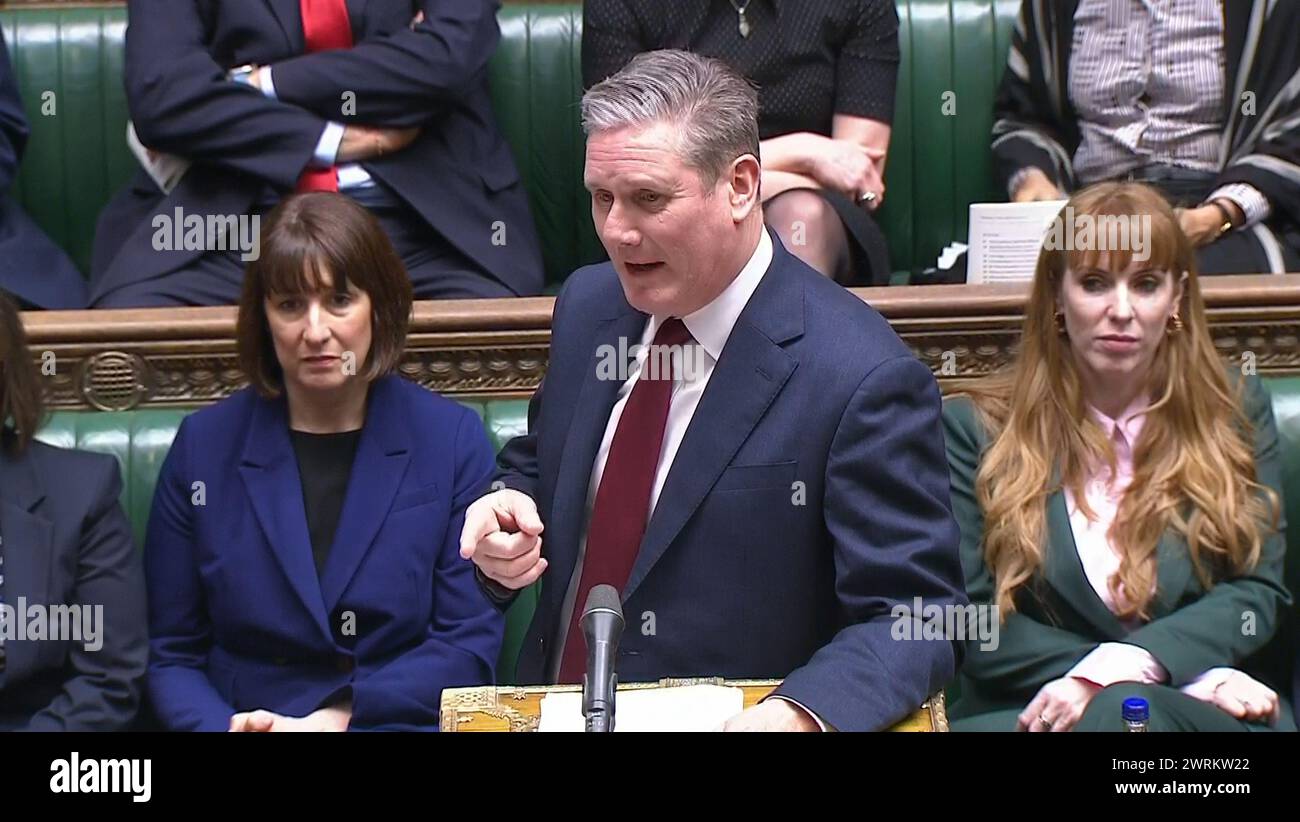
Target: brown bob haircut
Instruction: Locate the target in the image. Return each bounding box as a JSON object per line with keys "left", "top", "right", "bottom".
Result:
{"left": 237, "top": 193, "right": 413, "bottom": 397}
{"left": 0, "top": 290, "right": 44, "bottom": 454}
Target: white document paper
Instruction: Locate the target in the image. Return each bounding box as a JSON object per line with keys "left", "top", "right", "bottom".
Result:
{"left": 126, "top": 121, "right": 192, "bottom": 194}
{"left": 537, "top": 684, "right": 745, "bottom": 732}
{"left": 966, "top": 200, "right": 1068, "bottom": 283}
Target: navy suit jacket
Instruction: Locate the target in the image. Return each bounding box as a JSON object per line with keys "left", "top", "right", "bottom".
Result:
{"left": 91, "top": 0, "right": 543, "bottom": 303}
{"left": 492, "top": 234, "right": 968, "bottom": 732}
{"left": 0, "top": 437, "right": 147, "bottom": 730}
{"left": 144, "top": 375, "right": 504, "bottom": 731}
{"left": 0, "top": 30, "right": 86, "bottom": 309}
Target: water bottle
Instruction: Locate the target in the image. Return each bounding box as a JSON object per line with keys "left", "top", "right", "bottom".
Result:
{"left": 1122, "top": 696, "right": 1149, "bottom": 732}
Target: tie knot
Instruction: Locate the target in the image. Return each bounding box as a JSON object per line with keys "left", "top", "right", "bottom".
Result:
{"left": 652, "top": 317, "right": 692, "bottom": 348}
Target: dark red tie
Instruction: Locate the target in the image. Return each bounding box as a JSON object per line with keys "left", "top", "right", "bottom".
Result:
{"left": 557, "top": 318, "right": 695, "bottom": 683}
{"left": 296, "top": 0, "right": 354, "bottom": 193}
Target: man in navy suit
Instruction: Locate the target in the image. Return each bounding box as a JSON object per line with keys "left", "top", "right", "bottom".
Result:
{"left": 91, "top": 0, "right": 543, "bottom": 307}
{"left": 460, "top": 50, "right": 966, "bottom": 731}
{"left": 0, "top": 29, "right": 86, "bottom": 309}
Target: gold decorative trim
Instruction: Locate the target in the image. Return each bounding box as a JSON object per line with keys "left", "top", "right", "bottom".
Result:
{"left": 22, "top": 276, "right": 1300, "bottom": 410}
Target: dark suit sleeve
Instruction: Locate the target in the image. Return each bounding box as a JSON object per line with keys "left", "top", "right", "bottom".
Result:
{"left": 21, "top": 458, "right": 148, "bottom": 732}
{"left": 581, "top": 0, "right": 645, "bottom": 89}
{"left": 0, "top": 29, "right": 29, "bottom": 194}
{"left": 143, "top": 418, "right": 240, "bottom": 732}
{"left": 125, "top": 0, "right": 328, "bottom": 190}
{"left": 942, "top": 396, "right": 1100, "bottom": 693}
{"left": 990, "top": 1, "right": 1074, "bottom": 193}
{"left": 349, "top": 406, "right": 505, "bottom": 729}
{"left": 468, "top": 375, "right": 545, "bottom": 611}
{"left": 1212, "top": 3, "right": 1300, "bottom": 230}
{"left": 269, "top": 0, "right": 500, "bottom": 128}
{"left": 1124, "top": 376, "right": 1293, "bottom": 686}
{"left": 773, "top": 356, "right": 966, "bottom": 732}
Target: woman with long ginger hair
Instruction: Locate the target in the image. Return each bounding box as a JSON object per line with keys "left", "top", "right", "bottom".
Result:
{"left": 945, "top": 182, "right": 1294, "bottom": 731}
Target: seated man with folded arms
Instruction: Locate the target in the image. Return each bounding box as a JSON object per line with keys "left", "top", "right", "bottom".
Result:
{"left": 0, "top": 29, "right": 85, "bottom": 309}
{"left": 994, "top": 0, "right": 1300, "bottom": 275}
{"left": 460, "top": 50, "right": 967, "bottom": 732}
{"left": 91, "top": 0, "right": 543, "bottom": 308}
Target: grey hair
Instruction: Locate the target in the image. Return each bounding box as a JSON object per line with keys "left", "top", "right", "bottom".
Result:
{"left": 581, "top": 49, "right": 760, "bottom": 186}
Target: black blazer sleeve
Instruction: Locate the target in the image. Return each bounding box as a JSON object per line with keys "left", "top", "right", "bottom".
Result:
{"left": 989, "top": 0, "right": 1078, "bottom": 194}
{"left": 22, "top": 455, "right": 148, "bottom": 731}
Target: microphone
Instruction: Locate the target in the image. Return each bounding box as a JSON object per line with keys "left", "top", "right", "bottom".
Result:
{"left": 580, "top": 584, "right": 624, "bottom": 733}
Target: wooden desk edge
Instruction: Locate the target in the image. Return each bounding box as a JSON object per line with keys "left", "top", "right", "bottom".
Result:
{"left": 440, "top": 678, "right": 948, "bottom": 732}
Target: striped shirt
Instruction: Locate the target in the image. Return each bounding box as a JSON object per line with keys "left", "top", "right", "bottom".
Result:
{"left": 1068, "top": 0, "right": 1270, "bottom": 224}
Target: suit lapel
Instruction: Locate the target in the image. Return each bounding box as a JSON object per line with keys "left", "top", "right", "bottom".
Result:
{"left": 317, "top": 377, "right": 411, "bottom": 612}
{"left": 622, "top": 243, "right": 802, "bottom": 602}
{"left": 237, "top": 395, "right": 332, "bottom": 642}
{"left": 0, "top": 454, "right": 52, "bottom": 683}
{"left": 1043, "top": 488, "right": 1127, "bottom": 639}
{"left": 265, "top": 0, "right": 304, "bottom": 52}
{"left": 545, "top": 308, "right": 648, "bottom": 609}
{"left": 347, "top": 0, "right": 371, "bottom": 37}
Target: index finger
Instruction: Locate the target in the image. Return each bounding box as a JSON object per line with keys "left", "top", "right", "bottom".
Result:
{"left": 494, "top": 494, "right": 544, "bottom": 536}
{"left": 459, "top": 499, "right": 502, "bottom": 559}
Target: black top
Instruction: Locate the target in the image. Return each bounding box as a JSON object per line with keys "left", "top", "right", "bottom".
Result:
{"left": 583, "top": 0, "right": 900, "bottom": 137}
{"left": 290, "top": 429, "right": 363, "bottom": 578}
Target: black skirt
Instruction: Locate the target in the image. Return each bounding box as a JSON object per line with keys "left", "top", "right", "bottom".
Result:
{"left": 817, "top": 189, "right": 893, "bottom": 286}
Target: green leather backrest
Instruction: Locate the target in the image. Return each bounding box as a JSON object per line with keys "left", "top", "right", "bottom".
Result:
{"left": 0, "top": 7, "right": 132, "bottom": 275}
{"left": 0, "top": 1, "right": 1023, "bottom": 283}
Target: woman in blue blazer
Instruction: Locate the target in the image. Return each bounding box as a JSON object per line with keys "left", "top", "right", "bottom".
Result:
{"left": 144, "top": 193, "right": 503, "bottom": 731}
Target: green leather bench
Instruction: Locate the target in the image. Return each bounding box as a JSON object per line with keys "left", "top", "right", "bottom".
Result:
{"left": 37, "top": 377, "right": 1300, "bottom": 692}
{"left": 0, "top": 1, "right": 1018, "bottom": 285}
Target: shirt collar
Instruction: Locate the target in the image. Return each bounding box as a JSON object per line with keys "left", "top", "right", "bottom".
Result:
{"left": 649, "top": 227, "right": 773, "bottom": 361}
{"left": 1087, "top": 392, "right": 1151, "bottom": 445}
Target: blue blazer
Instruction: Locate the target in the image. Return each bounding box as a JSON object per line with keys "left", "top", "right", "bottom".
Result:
{"left": 493, "top": 233, "right": 968, "bottom": 732}
{"left": 91, "top": 0, "right": 543, "bottom": 304}
{"left": 0, "top": 29, "right": 86, "bottom": 309}
{"left": 0, "top": 437, "right": 147, "bottom": 730}
{"left": 144, "top": 375, "right": 504, "bottom": 731}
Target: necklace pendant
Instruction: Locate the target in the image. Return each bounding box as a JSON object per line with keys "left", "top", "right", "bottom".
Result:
{"left": 738, "top": 11, "right": 751, "bottom": 38}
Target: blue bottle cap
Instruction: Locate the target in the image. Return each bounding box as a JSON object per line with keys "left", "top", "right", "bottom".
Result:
{"left": 1122, "top": 696, "right": 1150, "bottom": 722}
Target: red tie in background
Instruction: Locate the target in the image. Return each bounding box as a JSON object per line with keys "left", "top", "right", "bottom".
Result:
{"left": 296, "top": 0, "right": 354, "bottom": 192}
{"left": 557, "top": 318, "right": 695, "bottom": 683}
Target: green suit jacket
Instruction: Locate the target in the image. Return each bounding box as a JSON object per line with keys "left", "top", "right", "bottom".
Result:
{"left": 942, "top": 373, "right": 1295, "bottom": 721}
